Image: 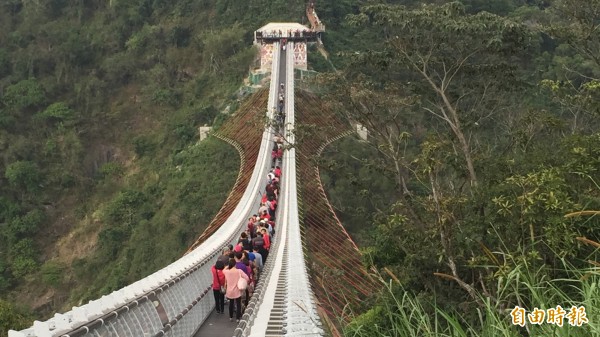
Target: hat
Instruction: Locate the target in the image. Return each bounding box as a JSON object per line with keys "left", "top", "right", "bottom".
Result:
{"left": 234, "top": 245, "right": 242, "bottom": 252}
{"left": 260, "top": 219, "right": 266, "bottom": 223}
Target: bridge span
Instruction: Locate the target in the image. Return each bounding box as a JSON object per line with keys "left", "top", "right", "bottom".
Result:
{"left": 10, "top": 38, "right": 324, "bottom": 337}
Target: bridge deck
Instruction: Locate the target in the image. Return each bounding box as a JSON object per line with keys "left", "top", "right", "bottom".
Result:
{"left": 194, "top": 309, "right": 237, "bottom": 337}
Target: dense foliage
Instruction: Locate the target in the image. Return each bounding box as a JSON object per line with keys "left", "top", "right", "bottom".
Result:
{"left": 313, "top": 0, "right": 600, "bottom": 335}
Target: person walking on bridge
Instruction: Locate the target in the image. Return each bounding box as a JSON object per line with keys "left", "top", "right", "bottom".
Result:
{"left": 274, "top": 165, "right": 281, "bottom": 178}
{"left": 251, "top": 246, "right": 263, "bottom": 273}
{"left": 223, "top": 259, "right": 249, "bottom": 322}
{"left": 217, "top": 246, "right": 231, "bottom": 265}
{"left": 247, "top": 216, "right": 257, "bottom": 238}
{"left": 211, "top": 260, "right": 226, "bottom": 314}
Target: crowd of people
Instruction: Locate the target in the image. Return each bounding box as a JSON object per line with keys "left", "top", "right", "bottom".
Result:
{"left": 256, "top": 29, "right": 319, "bottom": 42}
{"left": 210, "top": 84, "right": 287, "bottom": 323}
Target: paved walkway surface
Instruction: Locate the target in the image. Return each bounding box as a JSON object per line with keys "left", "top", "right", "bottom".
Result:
{"left": 194, "top": 306, "right": 239, "bottom": 337}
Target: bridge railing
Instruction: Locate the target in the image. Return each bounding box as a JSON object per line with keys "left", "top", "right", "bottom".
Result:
{"left": 238, "top": 42, "right": 324, "bottom": 337}
{"left": 10, "top": 43, "right": 283, "bottom": 337}
{"left": 280, "top": 43, "right": 322, "bottom": 336}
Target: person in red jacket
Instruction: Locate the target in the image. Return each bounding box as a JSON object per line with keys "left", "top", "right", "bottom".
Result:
{"left": 270, "top": 198, "right": 278, "bottom": 211}
{"left": 274, "top": 166, "right": 281, "bottom": 178}
{"left": 247, "top": 217, "right": 256, "bottom": 238}
{"left": 261, "top": 228, "right": 271, "bottom": 251}
{"left": 265, "top": 183, "right": 276, "bottom": 200}
{"left": 259, "top": 209, "right": 271, "bottom": 221}
{"left": 211, "top": 260, "right": 226, "bottom": 314}
{"left": 267, "top": 198, "right": 276, "bottom": 221}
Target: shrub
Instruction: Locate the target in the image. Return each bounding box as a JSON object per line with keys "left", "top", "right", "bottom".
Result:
{"left": 98, "top": 162, "right": 124, "bottom": 179}
{"left": 5, "top": 161, "right": 42, "bottom": 192}
{"left": 152, "top": 88, "right": 181, "bottom": 107}
{"left": 103, "top": 189, "right": 148, "bottom": 223}
{"left": 41, "top": 261, "right": 65, "bottom": 288}
{"left": 0, "top": 299, "right": 30, "bottom": 337}
{"left": 10, "top": 256, "right": 37, "bottom": 279}
{"left": 132, "top": 135, "right": 157, "bottom": 157}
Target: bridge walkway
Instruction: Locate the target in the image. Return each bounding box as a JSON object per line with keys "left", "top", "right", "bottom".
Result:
{"left": 193, "top": 310, "right": 234, "bottom": 337}
{"left": 193, "top": 44, "right": 288, "bottom": 337}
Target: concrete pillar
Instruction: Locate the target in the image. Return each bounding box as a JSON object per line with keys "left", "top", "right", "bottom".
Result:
{"left": 199, "top": 126, "right": 212, "bottom": 141}
{"left": 356, "top": 123, "right": 368, "bottom": 141}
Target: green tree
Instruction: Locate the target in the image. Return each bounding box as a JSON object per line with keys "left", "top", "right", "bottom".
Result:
{"left": 35, "top": 102, "right": 75, "bottom": 126}
{"left": 6, "top": 209, "right": 45, "bottom": 240}
{"left": 5, "top": 161, "right": 42, "bottom": 192}
{"left": 0, "top": 197, "right": 21, "bottom": 223}
{"left": 547, "top": 0, "right": 600, "bottom": 70}
{"left": 2, "top": 79, "right": 46, "bottom": 112}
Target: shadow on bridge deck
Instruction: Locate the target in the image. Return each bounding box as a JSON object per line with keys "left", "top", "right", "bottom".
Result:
{"left": 194, "top": 307, "right": 239, "bottom": 337}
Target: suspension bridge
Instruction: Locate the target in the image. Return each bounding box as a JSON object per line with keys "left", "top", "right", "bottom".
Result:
{"left": 9, "top": 4, "right": 376, "bottom": 337}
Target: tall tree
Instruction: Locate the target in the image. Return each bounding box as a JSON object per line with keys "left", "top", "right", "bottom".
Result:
{"left": 344, "top": 2, "right": 530, "bottom": 187}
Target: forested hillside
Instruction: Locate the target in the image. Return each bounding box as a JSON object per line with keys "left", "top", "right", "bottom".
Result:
{"left": 0, "top": 0, "right": 309, "bottom": 332}
{"left": 313, "top": 0, "right": 600, "bottom": 335}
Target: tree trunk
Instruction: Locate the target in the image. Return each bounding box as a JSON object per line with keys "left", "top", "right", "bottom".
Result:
{"left": 439, "top": 89, "right": 478, "bottom": 187}
{"left": 418, "top": 65, "right": 479, "bottom": 187}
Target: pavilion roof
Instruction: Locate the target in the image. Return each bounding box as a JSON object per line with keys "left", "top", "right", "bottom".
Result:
{"left": 256, "top": 22, "right": 310, "bottom": 32}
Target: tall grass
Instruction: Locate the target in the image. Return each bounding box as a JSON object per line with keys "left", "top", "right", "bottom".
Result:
{"left": 345, "top": 254, "right": 600, "bottom": 337}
